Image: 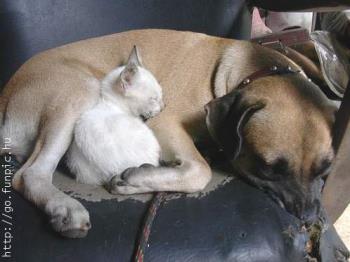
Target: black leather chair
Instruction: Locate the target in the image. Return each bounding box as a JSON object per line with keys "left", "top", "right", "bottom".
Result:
{"left": 0, "top": 0, "right": 349, "bottom": 261}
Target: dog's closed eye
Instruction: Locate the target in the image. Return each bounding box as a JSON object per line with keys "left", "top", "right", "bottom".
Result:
{"left": 312, "top": 159, "right": 332, "bottom": 179}
{"left": 255, "top": 156, "right": 291, "bottom": 181}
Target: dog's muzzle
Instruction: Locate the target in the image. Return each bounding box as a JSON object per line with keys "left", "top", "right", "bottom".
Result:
{"left": 266, "top": 179, "right": 325, "bottom": 226}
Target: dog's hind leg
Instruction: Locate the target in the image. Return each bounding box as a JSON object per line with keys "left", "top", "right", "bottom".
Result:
{"left": 109, "top": 119, "right": 212, "bottom": 194}
{"left": 12, "top": 114, "right": 91, "bottom": 238}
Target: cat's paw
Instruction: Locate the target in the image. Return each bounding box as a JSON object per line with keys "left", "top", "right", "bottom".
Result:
{"left": 120, "top": 166, "right": 142, "bottom": 181}
{"left": 45, "top": 197, "right": 91, "bottom": 238}
{"left": 120, "top": 164, "right": 156, "bottom": 184}
{"left": 109, "top": 180, "right": 144, "bottom": 195}
{"left": 160, "top": 159, "right": 182, "bottom": 167}
{"left": 108, "top": 165, "right": 155, "bottom": 195}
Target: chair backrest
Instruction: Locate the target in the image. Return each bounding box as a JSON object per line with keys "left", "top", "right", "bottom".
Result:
{"left": 0, "top": 0, "right": 252, "bottom": 88}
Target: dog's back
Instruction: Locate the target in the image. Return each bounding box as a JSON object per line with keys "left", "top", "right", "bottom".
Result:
{"left": 0, "top": 29, "right": 234, "bottom": 161}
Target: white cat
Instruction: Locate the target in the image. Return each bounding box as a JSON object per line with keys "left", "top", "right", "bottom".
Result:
{"left": 66, "top": 46, "right": 164, "bottom": 188}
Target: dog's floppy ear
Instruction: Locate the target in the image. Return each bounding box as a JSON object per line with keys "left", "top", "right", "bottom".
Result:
{"left": 205, "top": 92, "right": 265, "bottom": 160}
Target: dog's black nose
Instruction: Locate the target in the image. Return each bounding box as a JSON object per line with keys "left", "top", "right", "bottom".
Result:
{"left": 301, "top": 214, "right": 317, "bottom": 226}
{"left": 299, "top": 202, "right": 321, "bottom": 226}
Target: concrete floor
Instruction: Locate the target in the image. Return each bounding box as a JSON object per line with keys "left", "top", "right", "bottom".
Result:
{"left": 335, "top": 204, "right": 350, "bottom": 249}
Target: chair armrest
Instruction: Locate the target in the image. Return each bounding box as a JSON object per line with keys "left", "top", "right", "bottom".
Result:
{"left": 251, "top": 0, "right": 350, "bottom": 12}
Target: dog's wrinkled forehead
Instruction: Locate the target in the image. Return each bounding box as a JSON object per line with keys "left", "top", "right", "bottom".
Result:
{"left": 244, "top": 100, "right": 333, "bottom": 172}
{"left": 251, "top": 80, "right": 334, "bottom": 162}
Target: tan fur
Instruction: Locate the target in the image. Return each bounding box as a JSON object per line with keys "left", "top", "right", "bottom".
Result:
{"left": 243, "top": 76, "right": 334, "bottom": 177}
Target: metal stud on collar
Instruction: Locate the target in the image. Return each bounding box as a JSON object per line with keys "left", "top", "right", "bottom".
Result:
{"left": 243, "top": 78, "right": 251, "bottom": 85}
{"left": 237, "top": 64, "right": 303, "bottom": 90}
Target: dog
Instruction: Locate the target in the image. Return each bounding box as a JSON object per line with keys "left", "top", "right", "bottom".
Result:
{"left": 0, "top": 29, "right": 337, "bottom": 238}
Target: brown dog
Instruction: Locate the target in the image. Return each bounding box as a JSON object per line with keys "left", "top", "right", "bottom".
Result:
{"left": 0, "top": 29, "right": 337, "bottom": 237}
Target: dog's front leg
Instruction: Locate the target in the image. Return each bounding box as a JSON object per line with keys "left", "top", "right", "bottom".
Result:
{"left": 13, "top": 115, "right": 91, "bottom": 238}
{"left": 109, "top": 121, "right": 212, "bottom": 194}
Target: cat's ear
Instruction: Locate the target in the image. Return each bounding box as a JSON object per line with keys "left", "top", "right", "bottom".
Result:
{"left": 120, "top": 46, "right": 142, "bottom": 89}
{"left": 126, "top": 45, "right": 143, "bottom": 67}
{"left": 120, "top": 63, "right": 138, "bottom": 89}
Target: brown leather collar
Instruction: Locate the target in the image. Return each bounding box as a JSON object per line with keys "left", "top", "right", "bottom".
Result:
{"left": 236, "top": 65, "right": 302, "bottom": 90}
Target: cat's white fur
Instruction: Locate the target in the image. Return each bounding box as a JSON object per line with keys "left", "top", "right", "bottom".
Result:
{"left": 66, "top": 47, "right": 164, "bottom": 186}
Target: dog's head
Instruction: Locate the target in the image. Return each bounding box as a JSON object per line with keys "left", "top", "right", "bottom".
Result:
{"left": 117, "top": 46, "right": 165, "bottom": 120}
{"left": 205, "top": 75, "right": 338, "bottom": 225}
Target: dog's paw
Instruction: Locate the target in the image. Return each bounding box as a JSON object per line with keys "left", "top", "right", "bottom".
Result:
{"left": 45, "top": 197, "right": 91, "bottom": 238}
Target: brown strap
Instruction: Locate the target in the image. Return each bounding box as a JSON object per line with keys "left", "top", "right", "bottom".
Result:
{"left": 133, "top": 192, "right": 167, "bottom": 262}
{"left": 236, "top": 65, "right": 302, "bottom": 90}
{"left": 251, "top": 28, "right": 311, "bottom": 51}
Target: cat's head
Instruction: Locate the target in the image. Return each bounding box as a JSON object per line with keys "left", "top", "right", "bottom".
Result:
{"left": 118, "top": 46, "right": 165, "bottom": 120}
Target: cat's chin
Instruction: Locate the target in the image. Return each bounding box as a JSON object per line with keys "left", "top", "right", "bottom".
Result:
{"left": 140, "top": 114, "right": 152, "bottom": 122}
{"left": 141, "top": 109, "right": 163, "bottom": 121}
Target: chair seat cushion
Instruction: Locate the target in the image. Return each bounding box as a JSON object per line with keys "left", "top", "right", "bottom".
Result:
{"left": 0, "top": 0, "right": 251, "bottom": 88}
{"left": 7, "top": 165, "right": 348, "bottom": 262}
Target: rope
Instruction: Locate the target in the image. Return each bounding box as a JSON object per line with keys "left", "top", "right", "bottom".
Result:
{"left": 133, "top": 192, "right": 167, "bottom": 262}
